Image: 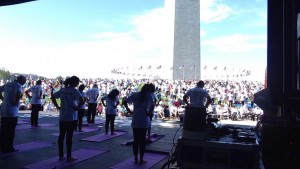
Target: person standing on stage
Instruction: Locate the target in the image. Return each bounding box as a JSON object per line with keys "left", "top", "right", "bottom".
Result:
{"left": 51, "top": 76, "right": 83, "bottom": 162}
{"left": 25, "top": 79, "right": 43, "bottom": 127}
{"left": 122, "top": 84, "right": 155, "bottom": 165}
{"left": 145, "top": 83, "right": 156, "bottom": 141}
{"left": 86, "top": 84, "right": 99, "bottom": 124}
{"left": 101, "top": 89, "right": 120, "bottom": 135}
{"left": 183, "top": 80, "right": 212, "bottom": 108}
{"left": 0, "top": 75, "right": 26, "bottom": 153}
{"left": 77, "top": 84, "right": 87, "bottom": 132}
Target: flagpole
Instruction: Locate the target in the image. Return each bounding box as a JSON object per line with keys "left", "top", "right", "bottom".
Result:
{"left": 194, "top": 66, "right": 196, "bottom": 80}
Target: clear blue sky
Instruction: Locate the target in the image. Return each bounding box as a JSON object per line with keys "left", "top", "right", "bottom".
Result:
{"left": 0, "top": 0, "right": 267, "bottom": 81}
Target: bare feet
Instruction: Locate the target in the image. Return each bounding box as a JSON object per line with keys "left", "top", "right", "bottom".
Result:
{"left": 133, "top": 157, "right": 138, "bottom": 164}
{"left": 67, "top": 157, "right": 77, "bottom": 162}
{"left": 59, "top": 157, "right": 65, "bottom": 161}
{"left": 139, "top": 160, "right": 147, "bottom": 165}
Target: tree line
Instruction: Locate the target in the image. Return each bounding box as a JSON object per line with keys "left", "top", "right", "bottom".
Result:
{"left": 0, "top": 68, "right": 11, "bottom": 80}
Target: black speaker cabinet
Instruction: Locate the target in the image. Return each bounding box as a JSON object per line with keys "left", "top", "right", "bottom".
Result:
{"left": 261, "top": 122, "right": 300, "bottom": 169}
{"left": 177, "top": 138, "right": 259, "bottom": 169}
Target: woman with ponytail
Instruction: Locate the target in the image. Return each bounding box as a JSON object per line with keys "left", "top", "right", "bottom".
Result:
{"left": 51, "top": 76, "right": 84, "bottom": 162}
{"left": 122, "top": 83, "right": 155, "bottom": 165}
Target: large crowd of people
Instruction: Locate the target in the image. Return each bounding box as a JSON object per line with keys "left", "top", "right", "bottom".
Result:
{"left": 1, "top": 77, "right": 265, "bottom": 121}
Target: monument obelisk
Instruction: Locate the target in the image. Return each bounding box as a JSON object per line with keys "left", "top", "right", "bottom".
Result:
{"left": 173, "top": 0, "right": 200, "bottom": 80}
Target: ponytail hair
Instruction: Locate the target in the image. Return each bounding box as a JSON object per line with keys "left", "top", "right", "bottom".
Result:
{"left": 108, "top": 89, "right": 120, "bottom": 100}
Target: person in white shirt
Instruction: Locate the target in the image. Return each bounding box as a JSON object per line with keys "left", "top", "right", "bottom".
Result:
{"left": 86, "top": 84, "right": 99, "bottom": 124}
{"left": 0, "top": 75, "right": 26, "bottom": 153}
{"left": 25, "top": 80, "right": 43, "bottom": 127}
{"left": 101, "top": 89, "right": 120, "bottom": 135}
{"left": 183, "top": 80, "right": 212, "bottom": 108}
{"left": 51, "top": 76, "right": 84, "bottom": 162}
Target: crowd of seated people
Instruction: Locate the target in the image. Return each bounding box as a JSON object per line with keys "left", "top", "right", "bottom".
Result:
{"left": 1, "top": 77, "right": 264, "bottom": 122}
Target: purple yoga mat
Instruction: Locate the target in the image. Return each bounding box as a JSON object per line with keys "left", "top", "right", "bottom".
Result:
{"left": 81, "top": 130, "right": 127, "bottom": 142}
{"left": 110, "top": 152, "right": 168, "bottom": 169}
{"left": 39, "top": 123, "right": 57, "bottom": 127}
{"left": 51, "top": 127, "right": 100, "bottom": 136}
{"left": 16, "top": 124, "right": 57, "bottom": 131}
{"left": 0, "top": 141, "right": 53, "bottom": 156}
{"left": 82, "top": 119, "right": 105, "bottom": 126}
{"left": 121, "top": 134, "right": 165, "bottom": 145}
{"left": 18, "top": 120, "right": 30, "bottom": 124}
{"left": 22, "top": 148, "right": 108, "bottom": 169}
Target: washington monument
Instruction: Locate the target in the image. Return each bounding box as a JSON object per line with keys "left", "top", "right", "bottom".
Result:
{"left": 173, "top": 0, "right": 200, "bottom": 80}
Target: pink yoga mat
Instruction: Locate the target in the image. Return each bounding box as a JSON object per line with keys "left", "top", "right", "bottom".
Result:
{"left": 22, "top": 148, "right": 108, "bottom": 169}
{"left": 110, "top": 152, "right": 168, "bottom": 169}
{"left": 81, "top": 130, "right": 127, "bottom": 142}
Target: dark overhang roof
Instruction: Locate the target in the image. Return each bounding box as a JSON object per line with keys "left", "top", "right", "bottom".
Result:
{"left": 0, "top": 0, "right": 36, "bottom": 6}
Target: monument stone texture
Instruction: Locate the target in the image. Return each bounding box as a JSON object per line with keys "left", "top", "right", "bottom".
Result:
{"left": 173, "top": 0, "right": 200, "bottom": 80}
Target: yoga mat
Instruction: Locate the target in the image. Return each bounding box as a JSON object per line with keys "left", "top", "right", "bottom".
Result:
{"left": 81, "top": 130, "right": 127, "bottom": 142}
{"left": 82, "top": 119, "right": 105, "bottom": 126}
{"left": 110, "top": 152, "right": 168, "bottom": 169}
{"left": 51, "top": 127, "right": 100, "bottom": 136}
{"left": 0, "top": 141, "right": 53, "bottom": 156}
{"left": 16, "top": 124, "right": 34, "bottom": 131}
{"left": 39, "top": 123, "right": 57, "bottom": 127}
{"left": 121, "top": 134, "right": 165, "bottom": 145}
{"left": 22, "top": 148, "right": 108, "bottom": 169}
{"left": 16, "top": 123, "right": 57, "bottom": 131}
{"left": 18, "top": 119, "right": 30, "bottom": 124}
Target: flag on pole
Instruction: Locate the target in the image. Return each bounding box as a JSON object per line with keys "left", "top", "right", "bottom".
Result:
{"left": 147, "top": 66, "right": 151, "bottom": 69}
{"left": 224, "top": 67, "right": 227, "bottom": 70}
{"left": 179, "top": 65, "right": 184, "bottom": 70}
{"left": 213, "top": 66, "right": 217, "bottom": 70}
{"left": 203, "top": 66, "right": 207, "bottom": 70}
{"left": 157, "top": 65, "right": 162, "bottom": 69}
{"left": 246, "top": 70, "right": 251, "bottom": 76}
{"left": 191, "top": 65, "right": 196, "bottom": 70}
{"left": 138, "top": 66, "right": 143, "bottom": 70}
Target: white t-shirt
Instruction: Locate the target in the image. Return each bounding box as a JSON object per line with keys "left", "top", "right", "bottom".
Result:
{"left": 184, "top": 87, "right": 210, "bottom": 107}
{"left": 27, "top": 85, "right": 42, "bottom": 104}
